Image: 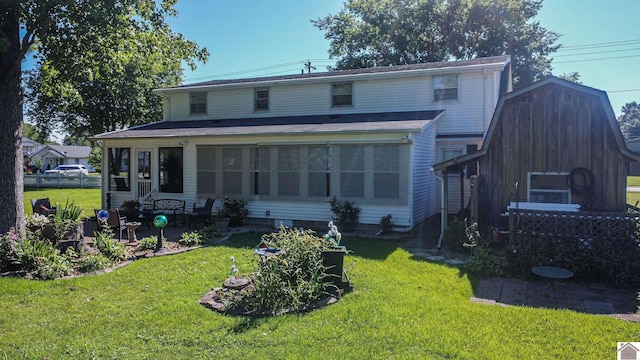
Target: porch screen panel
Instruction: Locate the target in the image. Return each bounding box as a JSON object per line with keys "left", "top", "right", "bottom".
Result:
{"left": 159, "top": 147, "right": 183, "bottom": 193}
{"left": 340, "top": 145, "right": 364, "bottom": 198}
{"left": 308, "top": 145, "right": 329, "bottom": 197}
{"left": 197, "top": 146, "right": 216, "bottom": 195}
{"left": 251, "top": 147, "right": 270, "bottom": 196}
{"left": 373, "top": 144, "right": 400, "bottom": 199}
{"left": 278, "top": 146, "right": 300, "bottom": 196}
{"left": 223, "top": 147, "right": 243, "bottom": 195}
{"left": 108, "top": 147, "right": 130, "bottom": 192}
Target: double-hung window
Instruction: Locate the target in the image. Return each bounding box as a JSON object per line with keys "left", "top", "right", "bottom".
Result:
{"left": 278, "top": 146, "right": 300, "bottom": 196}
{"left": 190, "top": 92, "right": 207, "bottom": 114}
{"left": 433, "top": 74, "right": 459, "bottom": 101}
{"left": 251, "top": 147, "right": 271, "bottom": 195}
{"left": 254, "top": 88, "right": 269, "bottom": 111}
{"left": 332, "top": 82, "right": 353, "bottom": 107}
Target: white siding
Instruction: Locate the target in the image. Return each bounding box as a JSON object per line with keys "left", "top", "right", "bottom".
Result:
{"left": 164, "top": 69, "right": 504, "bottom": 127}
{"left": 412, "top": 123, "right": 439, "bottom": 223}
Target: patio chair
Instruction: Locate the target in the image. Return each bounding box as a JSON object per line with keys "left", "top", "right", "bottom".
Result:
{"left": 189, "top": 198, "right": 215, "bottom": 228}
{"left": 30, "top": 198, "right": 57, "bottom": 216}
{"left": 94, "top": 208, "right": 127, "bottom": 242}
{"left": 114, "top": 177, "right": 130, "bottom": 191}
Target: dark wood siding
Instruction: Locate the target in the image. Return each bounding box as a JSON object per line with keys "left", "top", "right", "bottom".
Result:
{"left": 478, "top": 83, "right": 629, "bottom": 225}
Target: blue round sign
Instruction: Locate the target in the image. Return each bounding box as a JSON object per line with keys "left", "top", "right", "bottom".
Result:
{"left": 154, "top": 215, "right": 168, "bottom": 228}
{"left": 97, "top": 210, "right": 109, "bottom": 221}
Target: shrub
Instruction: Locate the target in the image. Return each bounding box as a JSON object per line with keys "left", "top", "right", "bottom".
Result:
{"left": 328, "top": 196, "right": 360, "bottom": 231}
{"left": 218, "top": 197, "right": 249, "bottom": 227}
{"left": 197, "top": 225, "right": 221, "bottom": 241}
{"left": 77, "top": 253, "right": 113, "bottom": 272}
{"left": 465, "top": 246, "right": 507, "bottom": 276}
{"left": 378, "top": 214, "right": 394, "bottom": 234}
{"left": 17, "top": 234, "right": 70, "bottom": 280}
{"left": 179, "top": 231, "right": 203, "bottom": 247}
{"left": 441, "top": 218, "right": 467, "bottom": 253}
{"left": 138, "top": 236, "right": 159, "bottom": 251}
{"left": 225, "top": 227, "right": 329, "bottom": 314}
{"left": 0, "top": 230, "right": 22, "bottom": 271}
{"left": 94, "top": 227, "right": 129, "bottom": 262}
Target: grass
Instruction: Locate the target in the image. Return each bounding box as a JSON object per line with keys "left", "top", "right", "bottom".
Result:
{"left": 23, "top": 188, "right": 101, "bottom": 218}
{"left": 0, "top": 233, "right": 637, "bottom": 359}
{"left": 627, "top": 176, "right": 640, "bottom": 187}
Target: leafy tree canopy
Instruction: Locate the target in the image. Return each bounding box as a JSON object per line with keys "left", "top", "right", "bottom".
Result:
{"left": 312, "top": 0, "right": 561, "bottom": 88}
{"left": 0, "top": 0, "right": 207, "bottom": 233}
{"left": 23, "top": 0, "right": 209, "bottom": 140}
{"left": 618, "top": 101, "right": 640, "bottom": 140}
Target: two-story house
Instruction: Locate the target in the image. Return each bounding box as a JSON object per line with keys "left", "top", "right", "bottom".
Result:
{"left": 94, "top": 55, "right": 511, "bottom": 231}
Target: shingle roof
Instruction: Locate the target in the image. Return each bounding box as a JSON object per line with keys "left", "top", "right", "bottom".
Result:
{"left": 157, "top": 55, "right": 511, "bottom": 91}
{"left": 94, "top": 110, "right": 443, "bottom": 139}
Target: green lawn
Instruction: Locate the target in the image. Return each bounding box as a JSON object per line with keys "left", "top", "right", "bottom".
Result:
{"left": 0, "top": 233, "right": 637, "bottom": 359}
{"left": 627, "top": 176, "right": 640, "bottom": 187}
{"left": 24, "top": 188, "right": 101, "bottom": 218}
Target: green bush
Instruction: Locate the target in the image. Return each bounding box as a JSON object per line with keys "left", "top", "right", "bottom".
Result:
{"left": 225, "top": 227, "right": 329, "bottom": 315}
{"left": 94, "top": 227, "right": 129, "bottom": 262}
{"left": 0, "top": 230, "right": 22, "bottom": 271}
{"left": 138, "top": 236, "right": 159, "bottom": 251}
{"left": 18, "top": 234, "right": 70, "bottom": 280}
{"left": 77, "top": 253, "right": 113, "bottom": 272}
{"left": 465, "top": 246, "right": 507, "bottom": 276}
{"left": 328, "top": 196, "right": 360, "bottom": 231}
{"left": 218, "top": 197, "right": 249, "bottom": 227}
{"left": 179, "top": 231, "right": 203, "bottom": 247}
{"left": 197, "top": 225, "right": 221, "bottom": 241}
{"left": 442, "top": 218, "right": 468, "bottom": 252}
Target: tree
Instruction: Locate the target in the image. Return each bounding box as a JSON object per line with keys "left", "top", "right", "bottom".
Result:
{"left": 0, "top": 0, "right": 208, "bottom": 234}
{"left": 88, "top": 146, "right": 102, "bottom": 173}
{"left": 312, "top": 0, "right": 561, "bottom": 89}
{"left": 618, "top": 101, "right": 640, "bottom": 140}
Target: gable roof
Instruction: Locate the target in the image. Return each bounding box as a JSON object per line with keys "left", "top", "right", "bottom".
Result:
{"left": 33, "top": 145, "right": 91, "bottom": 159}
{"left": 155, "top": 55, "right": 511, "bottom": 93}
{"left": 94, "top": 111, "right": 444, "bottom": 140}
{"left": 433, "top": 76, "right": 640, "bottom": 171}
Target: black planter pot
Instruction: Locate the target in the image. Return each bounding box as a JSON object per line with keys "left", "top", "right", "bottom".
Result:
{"left": 322, "top": 246, "right": 347, "bottom": 290}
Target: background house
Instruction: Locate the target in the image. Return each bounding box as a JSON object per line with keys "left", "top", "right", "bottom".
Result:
{"left": 31, "top": 145, "right": 95, "bottom": 172}
{"left": 434, "top": 76, "right": 640, "bottom": 229}
{"left": 95, "top": 56, "right": 511, "bottom": 231}
{"left": 22, "top": 137, "right": 42, "bottom": 170}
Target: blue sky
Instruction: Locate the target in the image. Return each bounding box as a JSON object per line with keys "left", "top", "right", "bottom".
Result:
{"left": 167, "top": 0, "right": 640, "bottom": 116}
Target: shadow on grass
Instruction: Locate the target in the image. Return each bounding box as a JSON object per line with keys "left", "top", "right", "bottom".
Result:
{"left": 219, "top": 232, "right": 400, "bottom": 261}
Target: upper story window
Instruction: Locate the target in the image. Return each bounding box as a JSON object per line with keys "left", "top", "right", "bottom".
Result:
{"left": 332, "top": 82, "right": 352, "bottom": 107}
{"left": 190, "top": 92, "right": 207, "bottom": 114}
{"left": 433, "top": 74, "right": 458, "bottom": 101}
{"left": 254, "top": 88, "right": 269, "bottom": 111}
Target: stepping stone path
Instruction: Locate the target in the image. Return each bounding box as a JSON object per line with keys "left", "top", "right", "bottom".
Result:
{"left": 405, "top": 248, "right": 466, "bottom": 265}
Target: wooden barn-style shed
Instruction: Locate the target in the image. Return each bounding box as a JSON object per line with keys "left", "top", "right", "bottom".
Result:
{"left": 434, "top": 76, "right": 640, "bottom": 230}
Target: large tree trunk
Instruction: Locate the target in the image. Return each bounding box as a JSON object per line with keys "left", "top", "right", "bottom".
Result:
{"left": 0, "top": 4, "right": 25, "bottom": 234}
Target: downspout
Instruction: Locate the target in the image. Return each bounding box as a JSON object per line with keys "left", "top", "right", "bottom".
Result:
{"left": 431, "top": 166, "right": 447, "bottom": 249}
{"left": 395, "top": 132, "right": 415, "bottom": 233}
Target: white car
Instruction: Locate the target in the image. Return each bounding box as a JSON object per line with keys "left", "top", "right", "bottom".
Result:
{"left": 44, "top": 165, "right": 90, "bottom": 176}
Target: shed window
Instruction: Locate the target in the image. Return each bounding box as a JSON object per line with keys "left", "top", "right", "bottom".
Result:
{"left": 434, "top": 74, "right": 458, "bottom": 101}
{"left": 190, "top": 92, "right": 207, "bottom": 114}
{"left": 528, "top": 172, "right": 571, "bottom": 204}
{"left": 332, "top": 82, "right": 352, "bottom": 107}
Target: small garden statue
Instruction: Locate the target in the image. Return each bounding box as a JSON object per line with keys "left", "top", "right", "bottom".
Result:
{"left": 324, "top": 221, "right": 342, "bottom": 247}
{"left": 228, "top": 256, "right": 238, "bottom": 278}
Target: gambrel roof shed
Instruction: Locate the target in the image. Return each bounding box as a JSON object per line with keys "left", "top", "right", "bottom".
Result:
{"left": 434, "top": 76, "right": 640, "bottom": 226}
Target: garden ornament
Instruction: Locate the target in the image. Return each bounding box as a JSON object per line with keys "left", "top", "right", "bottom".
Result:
{"left": 153, "top": 215, "right": 168, "bottom": 253}
{"left": 325, "top": 221, "right": 342, "bottom": 246}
